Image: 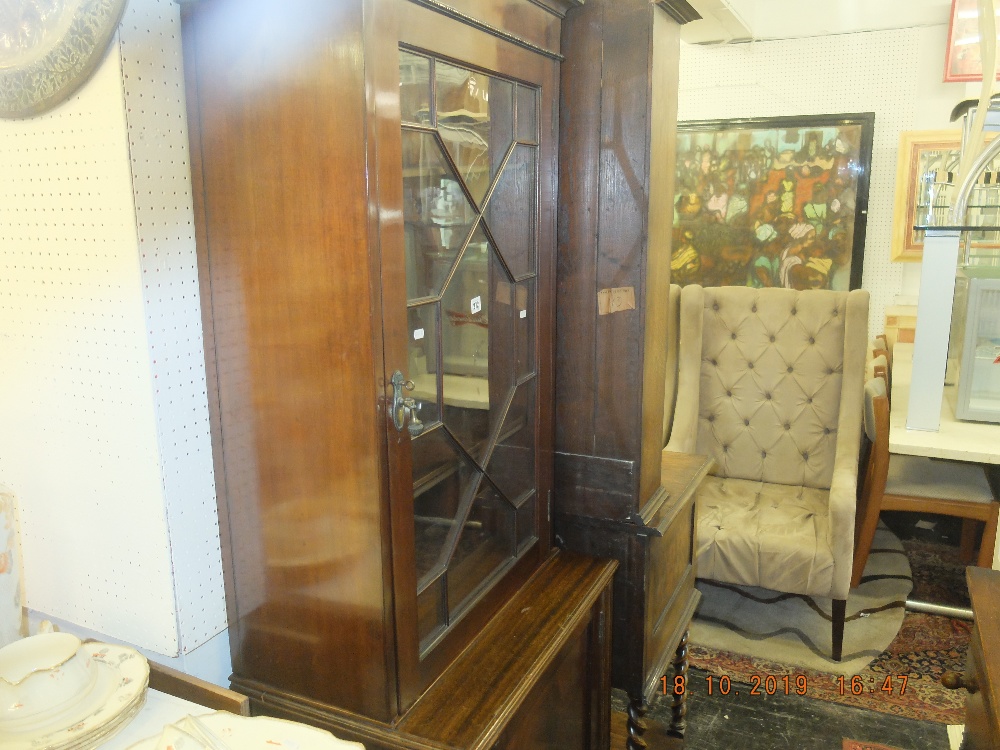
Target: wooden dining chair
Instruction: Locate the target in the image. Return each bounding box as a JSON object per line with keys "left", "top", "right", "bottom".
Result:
{"left": 852, "top": 375, "right": 1000, "bottom": 588}
{"left": 871, "top": 353, "right": 889, "bottom": 404}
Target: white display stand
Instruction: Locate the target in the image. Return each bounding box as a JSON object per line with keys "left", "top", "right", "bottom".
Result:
{"left": 907, "top": 229, "right": 962, "bottom": 431}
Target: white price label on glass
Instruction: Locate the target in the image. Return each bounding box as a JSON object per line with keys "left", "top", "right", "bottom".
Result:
{"left": 414, "top": 328, "right": 425, "bottom": 341}
{"left": 519, "top": 309, "right": 527, "bottom": 319}
{"left": 471, "top": 296, "right": 482, "bottom": 314}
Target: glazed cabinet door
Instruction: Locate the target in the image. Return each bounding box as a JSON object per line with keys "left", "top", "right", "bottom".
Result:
{"left": 374, "top": 0, "right": 560, "bottom": 709}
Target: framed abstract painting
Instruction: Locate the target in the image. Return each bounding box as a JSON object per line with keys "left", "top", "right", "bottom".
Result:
{"left": 672, "top": 113, "right": 875, "bottom": 291}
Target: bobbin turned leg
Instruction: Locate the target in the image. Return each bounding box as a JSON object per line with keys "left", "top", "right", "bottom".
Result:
{"left": 667, "top": 628, "right": 690, "bottom": 738}
{"left": 625, "top": 695, "right": 648, "bottom": 750}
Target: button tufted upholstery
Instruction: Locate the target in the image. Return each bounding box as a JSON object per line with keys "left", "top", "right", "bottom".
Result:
{"left": 668, "top": 285, "right": 868, "bottom": 615}
{"left": 698, "top": 286, "right": 850, "bottom": 490}
{"left": 696, "top": 476, "right": 836, "bottom": 595}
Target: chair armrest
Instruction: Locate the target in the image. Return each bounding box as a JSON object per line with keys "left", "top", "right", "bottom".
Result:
{"left": 665, "top": 285, "right": 705, "bottom": 454}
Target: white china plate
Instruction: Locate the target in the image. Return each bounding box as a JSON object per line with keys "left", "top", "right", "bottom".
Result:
{"left": 0, "top": 642, "right": 148, "bottom": 750}
{"left": 57, "top": 690, "right": 146, "bottom": 750}
{"left": 126, "top": 711, "right": 366, "bottom": 750}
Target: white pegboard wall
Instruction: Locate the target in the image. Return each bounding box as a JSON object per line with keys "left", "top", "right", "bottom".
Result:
{"left": 118, "top": 0, "right": 227, "bottom": 653}
{"left": 0, "top": 38, "right": 180, "bottom": 654}
{"left": 678, "top": 27, "right": 934, "bottom": 337}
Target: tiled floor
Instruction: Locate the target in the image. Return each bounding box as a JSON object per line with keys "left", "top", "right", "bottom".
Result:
{"left": 628, "top": 511, "right": 974, "bottom": 750}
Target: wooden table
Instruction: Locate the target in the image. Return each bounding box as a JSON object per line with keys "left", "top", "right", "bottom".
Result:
{"left": 944, "top": 567, "right": 1000, "bottom": 750}
{"left": 890, "top": 343, "right": 1000, "bottom": 465}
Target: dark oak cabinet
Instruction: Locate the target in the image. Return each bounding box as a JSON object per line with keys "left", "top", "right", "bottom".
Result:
{"left": 179, "top": 0, "right": 615, "bottom": 747}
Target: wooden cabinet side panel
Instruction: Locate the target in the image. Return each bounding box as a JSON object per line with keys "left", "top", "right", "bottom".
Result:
{"left": 591, "top": 0, "right": 653, "bottom": 467}
{"left": 556, "top": 0, "right": 683, "bottom": 513}
{"left": 181, "top": 0, "right": 394, "bottom": 720}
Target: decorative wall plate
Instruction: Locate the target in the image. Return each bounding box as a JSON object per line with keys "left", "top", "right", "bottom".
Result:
{"left": 0, "top": 0, "right": 129, "bottom": 119}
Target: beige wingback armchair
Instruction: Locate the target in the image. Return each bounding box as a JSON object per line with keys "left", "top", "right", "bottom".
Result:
{"left": 666, "top": 285, "right": 869, "bottom": 661}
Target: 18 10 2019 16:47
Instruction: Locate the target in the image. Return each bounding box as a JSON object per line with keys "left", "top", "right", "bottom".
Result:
{"left": 662, "top": 673, "right": 909, "bottom": 697}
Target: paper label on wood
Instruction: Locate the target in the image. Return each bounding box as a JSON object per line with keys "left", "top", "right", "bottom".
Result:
{"left": 597, "top": 287, "right": 636, "bottom": 315}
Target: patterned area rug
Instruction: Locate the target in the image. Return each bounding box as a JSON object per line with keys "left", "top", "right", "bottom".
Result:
{"left": 690, "top": 523, "right": 911, "bottom": 676}
{"left": 688, "top": 537, "right": 971, "bottom": 724}
{"left": 843, "top": 741, "right": 904, "bottom": 750}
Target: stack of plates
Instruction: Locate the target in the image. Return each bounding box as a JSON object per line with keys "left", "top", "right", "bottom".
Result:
{"left": 0, "top": 642, "right": 149, "bottom": 750}
{"left": 127, "top": 712, "right": 366, "bottom": 750}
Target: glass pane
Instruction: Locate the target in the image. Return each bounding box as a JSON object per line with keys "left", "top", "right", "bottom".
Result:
{"left": 436, "top": 62, "right": 513, "bottom": 207}
{"left": 968, "top": 285, "right": 1000, "bottom": 412}
{"left": 442, "top": 235, "right": 516, "bottom": 464}
{"left": 484, "top": 144, "right": 536, "bottom": 279}
{"left": 516, "top": 84, "right": 537, "bottom": 143}
{"left": 399, "top": 51, "right": 431, "bottom": 125}
{"left": 486, "top": 379, "right": 535, "bottom": 504}
{"left": 412, "top": 427, "right": 479, "bottom": 584}
{"left": 416, "top": 575, "right": 445, "bottom": 647}
{"left": 488, "top": 78, "right": 514, "bottom": 188}
{"left": 408, "top": 304, "right": 440, "bottom": 427}
{"left": 515, "top": 493, "right": 537, "bottom": 553}
{"left": 447, "top": 479, "right": 516, "bottom": 619}
{"left": 515, "top": 279, "right": 535, "bottom": 379}
{"left": 402, "top": 129, "right": 476, "bottom": 301}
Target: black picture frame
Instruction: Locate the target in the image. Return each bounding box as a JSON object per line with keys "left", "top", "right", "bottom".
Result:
{"left": 672, "top": 112, "right": 875, "bottom": 291}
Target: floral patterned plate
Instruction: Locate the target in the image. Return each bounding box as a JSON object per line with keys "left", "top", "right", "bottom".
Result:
{"left": 126, "top": 711, "right": 366, "bottom": 750}
{"left": 0, "top": 642, "right": 148, "bottom": 749}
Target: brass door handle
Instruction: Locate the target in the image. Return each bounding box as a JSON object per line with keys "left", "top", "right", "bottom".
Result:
{"left": 390, "top": 370, "right": 424, "bottom": 436}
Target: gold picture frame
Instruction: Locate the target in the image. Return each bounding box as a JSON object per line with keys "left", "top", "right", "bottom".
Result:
{"left": 890, "top": 129, "right": 1000, "bottom": 262}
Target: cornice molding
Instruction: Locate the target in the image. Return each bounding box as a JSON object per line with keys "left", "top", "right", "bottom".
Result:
{"left": 408, "top": 0, "right": 564, "bottom": 60}
{"left": 655, "top": 0, "right": 702, "bottom": 25}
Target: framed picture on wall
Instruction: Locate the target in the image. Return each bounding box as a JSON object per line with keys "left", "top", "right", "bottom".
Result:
{"left": 672, "top": 113, "right": 875, "bottom": 291}
{"left": 944, "top": 0, "right": 1000, "bottom": 83}
{"left": 891, "top": 130, "right": 1000, "bottom": 261}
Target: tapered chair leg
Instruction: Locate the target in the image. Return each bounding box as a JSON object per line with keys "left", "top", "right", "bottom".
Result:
{"left": 832, "top": 599, "right": 847, "bottom": 662}
{"left": 978, "top": 506, "right": 999, "bottom": 568}
{"left": 960, "top": 519, "right": 979, "bottom": 564}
